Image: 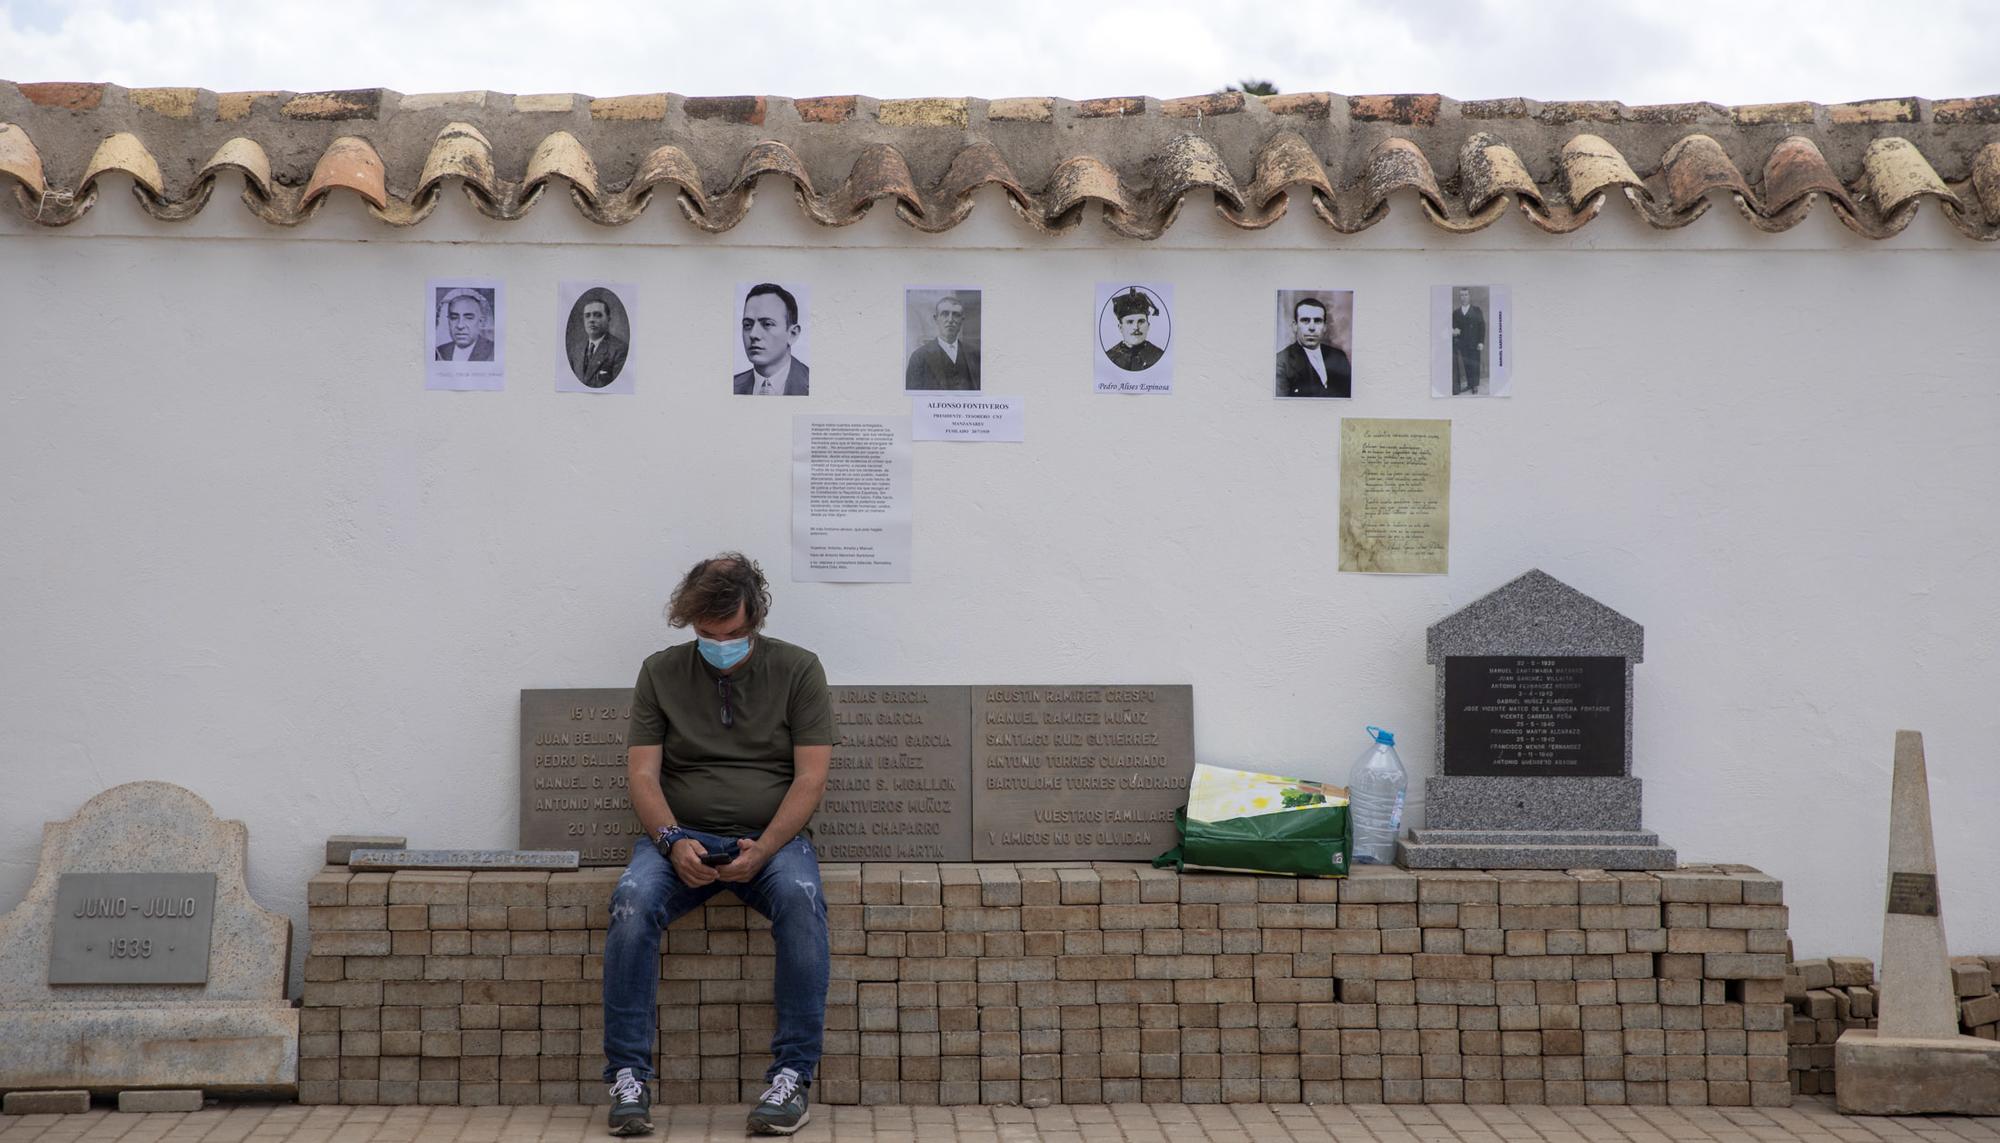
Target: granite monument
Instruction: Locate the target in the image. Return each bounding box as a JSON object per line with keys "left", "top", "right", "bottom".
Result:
{"left": 1398, "top": 569, "right": 1678, "bottom": 869}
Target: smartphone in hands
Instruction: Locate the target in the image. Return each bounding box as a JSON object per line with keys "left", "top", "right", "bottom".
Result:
{"left": 699, "top": 845, "right": 738, "bottom": 867}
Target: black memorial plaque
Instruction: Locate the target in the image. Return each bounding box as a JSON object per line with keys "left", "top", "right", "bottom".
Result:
{"left": 1886, "top": 871, "right": 1940, "bottom": 917}
{"left": 1444, "top": 656, "right": 1625, "bottom": 777}
{"left": 972, "top": 685, "right": 1193, "bottom": 861}
{"left": 519, "top": 688, "right": 639, "bottom": 865}
{"left": 819, "top": 686, "right": 972, "bottom": 861}
{"left": 49, "top": 872, "right": 218, "bottom": 985}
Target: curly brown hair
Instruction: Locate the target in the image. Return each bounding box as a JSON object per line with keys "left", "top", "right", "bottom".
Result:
{"left": 666, "top": 552, "right": 771, "bottom": 632}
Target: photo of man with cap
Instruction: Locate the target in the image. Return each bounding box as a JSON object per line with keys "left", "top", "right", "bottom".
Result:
{"left": 1103, "top": 286, "right": 1166, "bottom": 372}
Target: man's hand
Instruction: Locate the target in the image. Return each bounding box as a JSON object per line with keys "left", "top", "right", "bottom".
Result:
{"left": 715, "top": 836, "right": 774, "bottom": 883}
{"left": 668, "top": 838, "right": 718, "bottom": 886}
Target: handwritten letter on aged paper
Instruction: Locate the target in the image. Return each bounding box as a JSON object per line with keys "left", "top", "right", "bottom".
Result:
{"left": 1339, "top": 418, "right": 1451, "bottom": 574}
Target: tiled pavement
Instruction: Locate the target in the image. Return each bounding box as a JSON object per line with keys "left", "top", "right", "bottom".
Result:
{"left": 4, "top": 1100, "right": 2000, "bottom": 1143}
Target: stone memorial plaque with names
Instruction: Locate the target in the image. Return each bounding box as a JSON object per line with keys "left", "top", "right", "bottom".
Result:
{"left": 818, "top": 686, "right": 972, "bottom": 861}
{"left": 349, "top": 849, "right": 579, "bottom": 871}
{"left": 972, "top": 685, "right": 1193, "bottom": 861}
{"left": 1443, "top": 656, "right": 1625, "bottom": 777}
{"left": 48, "top": 872, "right": 217, "bottom": 985}
{"left": 519, "top": 688, "right": 639, "bottom": 865}
{"left": 1886, "top": 871, "right": 1940, "bottom": 917}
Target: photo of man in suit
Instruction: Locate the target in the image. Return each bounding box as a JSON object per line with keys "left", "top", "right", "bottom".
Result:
{"left": 733, "top": 283, "right": 810, "bottom": 396}
{"left": 434, "top": 288, "right": 495, "bottom": 362}
{"left": 904, "top": 291, "right": 981, "bottom": 391}
{"left": 1103, "top": 287, "right": 1165, "bottom": 373}
{"left": 567, "top": 292, "right": 629, "bottom": 389}
{"left": 1451, "top": 286, "right": 1486, "bottom": 395}
{"left": 1275, "top": 294, "right": 1352, "bottom": 399}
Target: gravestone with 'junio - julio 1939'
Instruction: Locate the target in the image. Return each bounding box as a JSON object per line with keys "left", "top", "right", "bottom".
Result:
{"left": 1397, "top": 569, "right": 1678, "bottom": 870}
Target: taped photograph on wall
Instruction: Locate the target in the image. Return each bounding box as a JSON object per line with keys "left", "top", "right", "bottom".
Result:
{"left": 1093, "top": 283, "right": 1173, "bottom": 394}
{"left": 734, "top": 281, "right": 812, "bottom": 396}
{"left": 905, "top": 287, "right": 982, "bottom": 391}
{"left": 1431, "top": 285, "right": 1512, "bottom": 397}
{"left": 425, "top": 279, "right": 505, "bottom": 391}
{"left": 556, "top": 282, "right": 634, "bottom": 394}
{"left": 1274, "top": 289, "right": 1354, "bottom": 399}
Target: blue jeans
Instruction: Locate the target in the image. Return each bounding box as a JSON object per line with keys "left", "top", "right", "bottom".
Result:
{"left": 600, "top": 829, "right": 829, "bottom": 1086}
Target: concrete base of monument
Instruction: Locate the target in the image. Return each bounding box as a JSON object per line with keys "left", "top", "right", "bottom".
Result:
{"left": 1834, "top": 1029, "right": 2000, "bottom": 1115}
{"left": 1398, "top": 828, "right": 1678, "bottom": 870}
{"left": 0, "top": 1005, "right": 298, "bottom": 1095}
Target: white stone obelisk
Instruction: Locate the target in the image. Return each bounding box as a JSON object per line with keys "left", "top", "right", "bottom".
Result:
{"left": 1835, "top": 731, "right": 2000, "bottom": 1114}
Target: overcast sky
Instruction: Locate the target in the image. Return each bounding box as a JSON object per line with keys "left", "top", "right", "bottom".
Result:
{"left": 1, "top": 0, "right": 1993, "bottom": 107}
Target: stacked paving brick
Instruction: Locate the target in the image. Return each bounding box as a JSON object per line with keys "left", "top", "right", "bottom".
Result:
{"left": 301, "top": 862, "right": 1791, "bottom": 1107}
{"left": 1785, "top": 954, "right": 2000, "bottom": 1095}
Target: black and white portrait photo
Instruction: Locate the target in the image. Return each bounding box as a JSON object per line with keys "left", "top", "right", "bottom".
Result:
{"left": 557, "top": 282, "right": 634, "bottom": 394}
{"left": 1093, "top": 283, "right": 1174, "bottom": 394}
{"left": 425, "top": 279, "right": 505, "bottom": 391}
{"left": 1431, "top": 284, "right": 1512, "bottom": 397}
{"left": 1274, "top": 289, "right": 1354, "bottom": 400}
{"left": 904, "top": 287, "right": 982, "bottom": 391}
{"left": 733, "top": 281, "right": 811, "bottom": 396}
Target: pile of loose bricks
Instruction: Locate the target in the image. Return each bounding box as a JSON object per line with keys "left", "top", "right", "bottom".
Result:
{"left": 301, "top": 861, "right": 1792, "bottom": 1108}
{"left": 1784, "top": 953, "right": 2000, "bottom": 1095}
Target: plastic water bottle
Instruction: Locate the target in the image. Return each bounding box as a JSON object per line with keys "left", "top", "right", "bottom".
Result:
{"left": 1347, "top": 726, "right": 1408, "bottom": 865}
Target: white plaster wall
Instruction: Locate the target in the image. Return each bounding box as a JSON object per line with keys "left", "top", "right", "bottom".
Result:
{"left": 2, "top": 183, "right": 1996, "bottom": 990}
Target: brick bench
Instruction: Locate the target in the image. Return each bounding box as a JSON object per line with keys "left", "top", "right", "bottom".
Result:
{"left": 300, "top": 862, "right": 1791, "bottom": 1107}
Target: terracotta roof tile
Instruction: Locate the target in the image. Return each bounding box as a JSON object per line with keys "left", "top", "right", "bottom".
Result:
{"left": 513, "top": 94, "right": 576, "bottom": 114}
{"left": 281, "top": 89, "right": 381, "bottom": 121}
{"left": 1625, "top": 102, "right": 1726, "bottom": 126}
{"left": 987, "top": 97, "right": 1053, "bottom": 124}
{"left": 216, "top": 91, "right": 279, "bottom": 122}
{"left": 128, "top": 87, "right": 199, "bottom": 118}
{"left": 589, "top": 94, "right": 664, "bottom": 122}
{"left": 302, "top": 135, "right": 387, "bottom": 211}
{"left": 1830, "top": 98, "right": 1919, "bottom": 125}
{"left": 1461, "top": 98, "right": 1528, "bottom": 120}
{"left": 796, "top": 96, "right": 858, "bottom": 124}
{"left": 1934, "top": 96, "right": 2000, "bottom": 126}
{"left": 1539, "top": 100, "right": 1622, "bottom": 125}
{"left": 878, "top": 98, "right": 967, "bottom": 129}
{"left": 400, "top": 91, "right": 487, "bottom": 112}
{"left": 0, "top": 86, "right": 1995, "bottom": 241}
{"left": 1732, "top": 102, "right": 1816, "bottom": 126}
{"left": 1259, "top": 92, "right": 1332, "bottom": 120}
{"left": 18, "top": 82, "right": 103, "bottom": 111}
{"left": 1973, "top": 143, "right": 2000, "bottom": 221}
{"left": 1162, "top": 92, "right": 1244, "bottom": 119}
{"left": 1350, "top": 94, "right": 1440, "bottom": 126}
{"left": 685, "top": 96, "right": 766, "bottom": 125}
{"left": 1075, "top": 96, "right": 1144, "bottom": 119}
{"left": 79, "top": 132, "right": 163, "bottom": 197}
{"left": 0, "top": 122, "right": 45, "bottom": 200}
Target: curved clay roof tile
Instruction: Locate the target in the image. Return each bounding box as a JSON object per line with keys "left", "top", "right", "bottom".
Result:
{"left": 417, "top": 122, "right": 498, "bottom": 200}
{"left": 622, "top": 143, "right": 704, "bottom": 228}
{"left": 200, "top": 137, "right": 274, "bottom": 198}
{"left": 1360, "top": 137, "right": 1447, "bottom": 229}
{"left": 301, "top": 135, "right": 387, "bottom": 211}
{"left": 80, "top": 132, "right": 164, "bottom": 198}
{"left": 1459, "top": 132, "right": 1540, "bottom": 214}
{"left": 0, "top": 122, "right": 46, "bottom": 200}
{"left": 1040, "top": 155, "right": 1133, "bottom": 234}
{"left": 1557, "top": 134, "right": 1644, "bottom": 210}
{"left": 523, "top": 131, "right": 599, "bottom": 201}
{"left": 1660, "top": 134, "right": 1752, "bottom": 218}
{"left": 822, "top": 143, "right": 922, "bottom": 226}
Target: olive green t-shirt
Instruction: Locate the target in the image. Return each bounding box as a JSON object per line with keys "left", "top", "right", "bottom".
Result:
{"left": 627, "top": 635, "right": 835, "bottom": 837}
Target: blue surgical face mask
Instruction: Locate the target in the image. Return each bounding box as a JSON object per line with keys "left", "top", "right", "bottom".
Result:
{"left": 698, "top": 634, "right": 752, "bottom": 671}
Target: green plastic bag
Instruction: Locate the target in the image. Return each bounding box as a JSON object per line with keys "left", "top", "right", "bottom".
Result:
{"left": 1153, "top": 802, "right": 1351, "bottom": 879}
